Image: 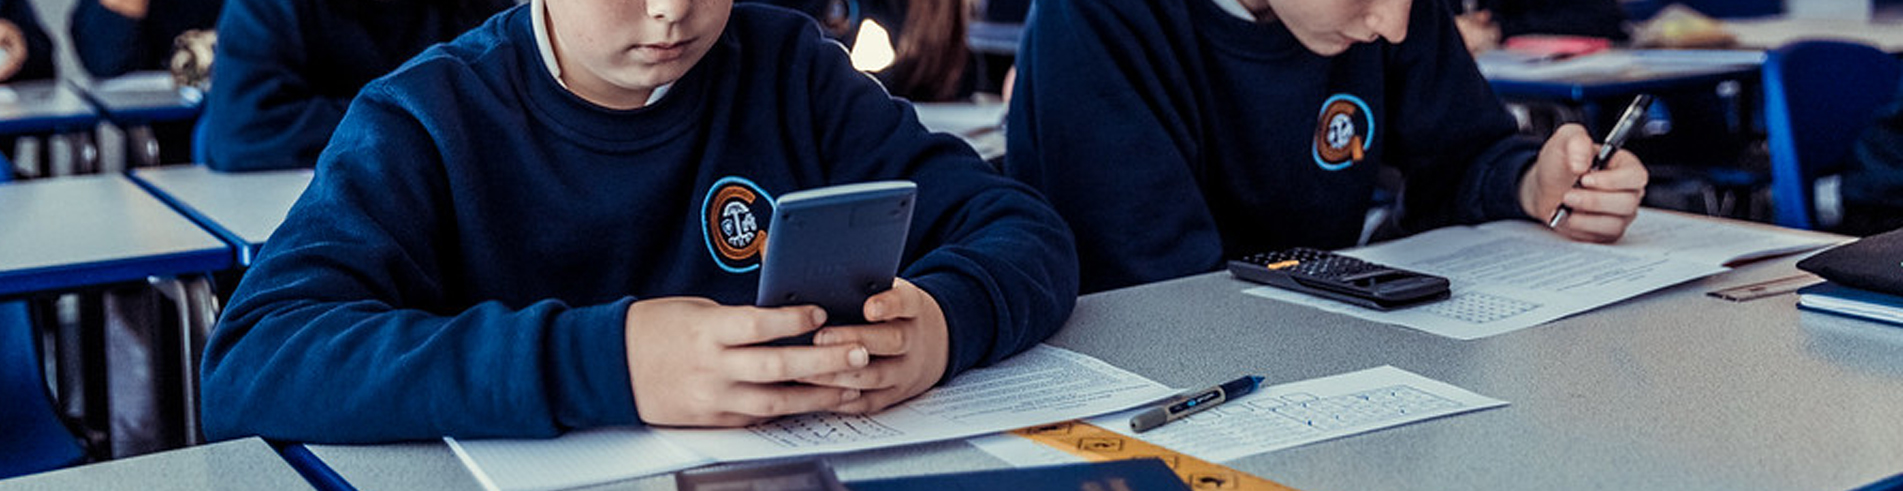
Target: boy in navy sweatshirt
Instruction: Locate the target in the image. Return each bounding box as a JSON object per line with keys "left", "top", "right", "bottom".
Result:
{"left": 200, "top": 0, "right": 1076, "bottom": 442}
{"left": 1005, "top": 0, "right": 1648, "bottom": 293}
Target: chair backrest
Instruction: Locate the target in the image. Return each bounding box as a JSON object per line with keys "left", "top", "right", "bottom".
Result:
{"left": 1762, "top": 40, "right": 1903, "bottom": 229}
{"left": 0, "top": 300, "right": 86, "bottom": 479}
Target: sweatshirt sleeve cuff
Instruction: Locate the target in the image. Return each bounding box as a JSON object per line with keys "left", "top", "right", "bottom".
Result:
{"left": 546, "top": 298, "right": 640, "bottom": 428}
{"left": 1472, "top": 136, "right": 1543, "bottom": 222}
{"left": 909, "top": 271, "right": 994, "bottom": 385}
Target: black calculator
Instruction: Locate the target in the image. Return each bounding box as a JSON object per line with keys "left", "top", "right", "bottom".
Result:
{"left": 1228, "top": 248, "right": 1450, "bottom": 310}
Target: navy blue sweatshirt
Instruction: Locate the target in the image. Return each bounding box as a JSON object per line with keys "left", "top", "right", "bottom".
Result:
{"left": 69, "top": 0, "right": 225, "bottom": 79}
{"left": 1005, "top": 0, "right": 1539, "bottom": 293}
{"left": 201, "top": 4, "right": 1077, "bottom": 443}
{"left": 1, "top": 0, "right": 54, "bottom": 82}
{"left": 196, "top": 0, "right": 511, "bottom": 171}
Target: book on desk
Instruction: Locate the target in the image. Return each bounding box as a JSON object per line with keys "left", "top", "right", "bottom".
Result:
{"left": 1797, "top": 283, "right": 1903, "bottom": 327}
{"left": 1794, "top": 227, "right": 1903, "bottom": 327}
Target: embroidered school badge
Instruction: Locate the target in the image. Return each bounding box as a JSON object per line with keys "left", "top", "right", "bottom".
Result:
{"left": 1311, "top": 94, "right": 1375, "bottom": 171}
{"left": 702, "top": 177, "right": 775, "bottom": 273}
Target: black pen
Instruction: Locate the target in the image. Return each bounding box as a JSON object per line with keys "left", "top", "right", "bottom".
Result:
{"left": 1130, "top": 375, "right": 1263, "bottom": 433}
{"left": 1547, "top": 94, "right": 1652, "bottom": 228}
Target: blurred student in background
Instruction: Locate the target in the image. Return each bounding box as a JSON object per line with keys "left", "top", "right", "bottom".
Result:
{"left": 0, "top": 0, "right": 53, "bottom": 83}
{"left": 747, "top": 0, "right": 975, "bottom": 102}
{"left": 71, "top": 0, "right": 227, "bottom": 166}
{"left": 70, "top": 0, "right": 226, "bottom": 79}
{"left": 1839, "top": 81, "right": 1903, "bottom": 236}
{"left": 196, "top": 0, "right": 514, "bottom": 171}
{"left": 0, "top": 0, "right": 53, "bottom": 177}
{"left": 1006, "top": 0, "right": 1648, "bottom": 293}
{"left": 1451, "top": 0, "right": 1628, "bottom": 53}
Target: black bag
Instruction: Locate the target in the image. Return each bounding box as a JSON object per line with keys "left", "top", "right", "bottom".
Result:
{"left": 1797, "top": 227, "right": 1903, "bottom": 295}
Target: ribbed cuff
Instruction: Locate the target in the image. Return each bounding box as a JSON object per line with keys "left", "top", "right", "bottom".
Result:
{"left": 908, "top": 271, "right": 993, "bottom": 385}
{"left": 546, "top": 298, "right": 639, "bottom": 428}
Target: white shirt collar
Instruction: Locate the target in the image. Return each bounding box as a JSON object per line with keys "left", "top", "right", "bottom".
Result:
{"left": 532, "top": 0, "right": 671, "bottom": 105}
{"left": 1209, "top": 0, "right": 1258, "bottom": 22}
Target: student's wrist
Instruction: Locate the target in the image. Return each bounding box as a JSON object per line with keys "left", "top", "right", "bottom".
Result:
{"left": 1516, "top": 164, "right": 1544, "bottom": 220}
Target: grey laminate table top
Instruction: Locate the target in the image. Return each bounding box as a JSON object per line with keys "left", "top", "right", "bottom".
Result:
{"left": 0, "top": 174, "right": 233, "bottom": 296}
{"left": 0, "top": 437, "right": 313, "bottom": 490}
{"left": 129, "top": 166, "right": 314, "bottom": 265}
{"left": 306, "top": 225, "right": 1903, "bottom": 491}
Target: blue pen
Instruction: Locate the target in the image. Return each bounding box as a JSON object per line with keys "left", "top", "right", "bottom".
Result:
{"left": 1130, "top": 375, "right": 1264, "bottom": 433}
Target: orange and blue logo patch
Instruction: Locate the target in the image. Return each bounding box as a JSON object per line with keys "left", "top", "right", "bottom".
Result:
{"left": 702, "top": 176, "right": 775, "bottom": 273}
{"left": 1312, "top": 93, "right": 1374, "bottom": 171}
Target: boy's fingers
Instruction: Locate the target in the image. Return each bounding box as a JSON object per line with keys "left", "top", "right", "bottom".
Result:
{"left": 722, "top": 344, "right": 870, "bottom": 382}
{"left": 814, "top": 324, "right": 908, "bottom": 355}
{"left": 723, "top": 383, "right": 863, "bottom": 418}
{"left": 830, "top": 388, "right": 906, "bottom": 415}
{"left": 1582, "top": 151, "right": 1648, "bottom": 190}
{"left": 799, "top": 362, "right": 900, "bottom": 390}
{"left": 712, "top": 306, "right": 825, "bottom": 346}
{"left": 864, "top": 280, "right": 923, "bottom": 322}
{"left": 1563, "top": 189, "right": 1643, "bottom": 216}
{"left": 1557, "top": 213, "right": 1630, "bottom": 243}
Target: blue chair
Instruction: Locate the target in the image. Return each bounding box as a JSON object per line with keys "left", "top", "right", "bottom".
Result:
{"left": 1762, "top": 40, "right": 1903, "bottom": 229}
{"left": 0, "top": 300, "right": 87, "bottom": 479}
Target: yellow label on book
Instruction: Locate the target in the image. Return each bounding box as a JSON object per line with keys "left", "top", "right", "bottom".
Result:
{"left": 1010, "top": 421, "right": 1299, "bottom": 491}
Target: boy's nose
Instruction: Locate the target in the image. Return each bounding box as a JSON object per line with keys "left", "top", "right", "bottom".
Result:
{"left": 649, "top": 0, "right": 691, "bottom": 22}
{"left": 1364, "top": 0, "right": 1411, "bottom": 44}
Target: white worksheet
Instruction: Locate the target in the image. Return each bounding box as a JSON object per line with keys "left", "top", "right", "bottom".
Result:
{"left": 655, "top": 344, "right": 1173, "bottom": 460}
{"left": 1245, "top": 211, "right": 1838, "bottom": 340}
{"left": 449, "top": 345, "right": 1174, "bottom": 491}
{"left": 971, "top": 366, "right": 1507, "bottom": 465}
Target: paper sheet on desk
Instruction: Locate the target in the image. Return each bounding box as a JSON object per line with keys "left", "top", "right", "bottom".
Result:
{"left": 653, "top": 344, "right": 1173, "bottom": 461}
{"left": 1245, "top": 211, "right": 1840, "bottom": 340}
{"left": 970, "top": 366, "right": 1508, "bottom": 466}
{"left": 447, "top": 345, "right": 1174, "bottom": 491}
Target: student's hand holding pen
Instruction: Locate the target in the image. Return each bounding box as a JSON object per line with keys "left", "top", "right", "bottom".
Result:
{"left": 1519, "top": 122, "right": 1648, "bottom": 242}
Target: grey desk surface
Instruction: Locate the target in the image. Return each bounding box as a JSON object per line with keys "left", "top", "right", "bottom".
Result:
{"left": 307, "top": 232, "right": 1903, "bottom": 491}
{"left": 0, "top": 174, "right": 232, "bottom": 296}
{"left": 0, "top": 81, "right": 97, "bottom": 135}
{"left": 130, "top": 166, "right": 314, "bottom": 264}
{"left": 0, "top": 437, "right": 314, "bottom": 490}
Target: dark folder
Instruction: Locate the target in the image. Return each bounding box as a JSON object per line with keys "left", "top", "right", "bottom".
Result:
{"left": 848, "top": 459, "right": 1190, "bottom": 491}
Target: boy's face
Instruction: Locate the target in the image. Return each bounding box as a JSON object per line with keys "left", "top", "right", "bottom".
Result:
{"left": 1262, "top": 0, "right": 1411, "bottom": 56}
{"left": 547, "top": 0, "right": 732, "bottom": 108}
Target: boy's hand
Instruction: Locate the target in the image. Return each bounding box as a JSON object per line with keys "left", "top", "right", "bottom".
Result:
{"left": 624, "top": 298, "right": 869, "bottom": 427}
{"left": 799, "top": 279, "right": 950, "bottom": 414}
{"left": 1520, "top": 123, "right": 1648, "bottom": 242}
{"left": 102, "top": 0, "right": 152, "bottom": 19}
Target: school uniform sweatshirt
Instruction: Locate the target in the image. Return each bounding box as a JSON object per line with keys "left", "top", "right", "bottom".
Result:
{"left": 197, "top": 0, "right": 513, "bottom": 171}
{"left": 1005, "top": 0, "right": 1541, "bottom": 293}
{"left": 201, "top": 4, "right": 1077, "bottom": 443}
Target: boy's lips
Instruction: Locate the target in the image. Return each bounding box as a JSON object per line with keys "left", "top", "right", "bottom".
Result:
{"left": 635, "top": 39, "right": 695, "bottom": 62}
